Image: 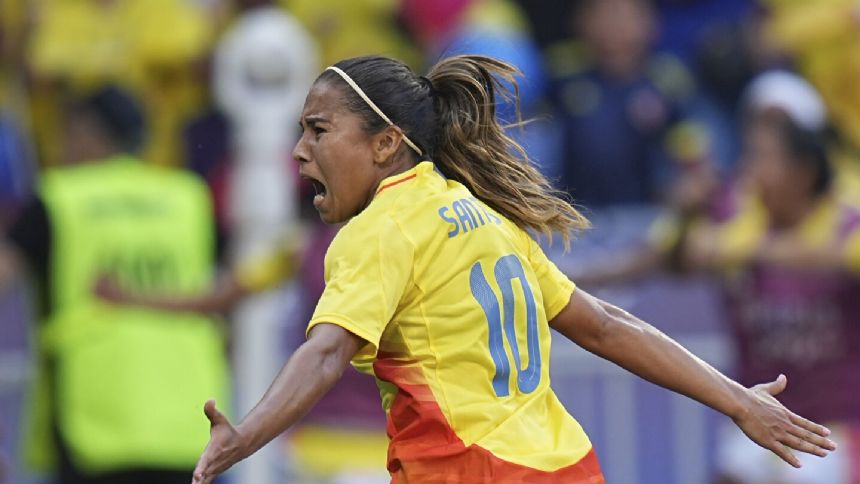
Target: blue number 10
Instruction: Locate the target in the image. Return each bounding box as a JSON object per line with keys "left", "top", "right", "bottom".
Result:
{"left": 469, "top": 255, "right": 541, "bottom": 397}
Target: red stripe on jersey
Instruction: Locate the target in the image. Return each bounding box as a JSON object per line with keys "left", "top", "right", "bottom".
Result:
{"left": 376, "top": 174, "right": 417, "bottom": 195}
{"left": 392, "top": 448, "right": 604, "bottom": 484}
{"left": 373, "top": 352, "right": 605, "bottom": 483}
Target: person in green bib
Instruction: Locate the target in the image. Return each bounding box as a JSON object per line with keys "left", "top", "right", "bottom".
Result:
{"left": 2, "top": 86, "right": 229, "bottom": 484}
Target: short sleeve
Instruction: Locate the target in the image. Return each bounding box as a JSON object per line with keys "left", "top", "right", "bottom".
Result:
{"left": 307, "top": 215, "right": 414, "bottom": 359}
{"left": 525, "top": 234, "right": 575, "bottom": 321}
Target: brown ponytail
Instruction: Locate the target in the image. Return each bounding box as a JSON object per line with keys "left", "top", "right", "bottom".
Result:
{"left": 426, "top": 55, "right": 589, "bottom": 248}
{"left": 319, "top": 54, "right": 589, "bottom": 246}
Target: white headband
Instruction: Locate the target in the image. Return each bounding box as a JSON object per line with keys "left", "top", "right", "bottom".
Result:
{"left": 326, "top": 66, "right": 423, "bottom": 156}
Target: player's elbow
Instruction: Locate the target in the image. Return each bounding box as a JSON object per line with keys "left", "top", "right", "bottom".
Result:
{"left": 308, "top": 339, "right": 349, "bottom": 385}
{"left": 586, "top": 301, "right": 648, "bottom": 356}
{"left": 304, "top": 324, "right": 364, "bottom": 385}
{"left": 319, "top": 351, "right": 348, "bottom": 386}
{"left": 575, "top": 303, "right": 613, "bottom": 353}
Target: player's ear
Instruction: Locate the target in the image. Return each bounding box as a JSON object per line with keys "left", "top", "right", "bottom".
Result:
{"left": 371, "top": 126, "right": 404, "bottom": 165}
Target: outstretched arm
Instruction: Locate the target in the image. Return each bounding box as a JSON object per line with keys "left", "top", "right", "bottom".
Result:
{"left": 95, "top": 273, "right": 247, "bottom": 314}
{"left": 191, "top": 323, "right": 365, "bottom": 484}
{"left": 549, "top": 288, "right": 837, "bottom": 467}
{"left": 95, "top": 235, "right": 304, "bottom": 314}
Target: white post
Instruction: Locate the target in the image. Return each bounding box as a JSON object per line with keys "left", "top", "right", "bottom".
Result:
{"left": 214, "top": 8, "right": 317, "bottom": 484}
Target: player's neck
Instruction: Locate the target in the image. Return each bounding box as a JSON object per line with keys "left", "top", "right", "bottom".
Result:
{"left": 375, "top": 151, "right": 417, "bottom": 187}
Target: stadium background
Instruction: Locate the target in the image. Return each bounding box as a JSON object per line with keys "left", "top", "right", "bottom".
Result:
{"left": 1, "top": 0, "right": 859, "bottom": 483}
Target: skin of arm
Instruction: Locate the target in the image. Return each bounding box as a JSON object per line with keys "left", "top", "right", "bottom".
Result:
{"left": 95, "top": 233, "right": 304, "bottom": 314}
{"left": 191, "top": 323, "right": 364, "bottom": 484}
{"left": 550, "top": 288, "right": 837, "bottom": 467}
{"left": 94, "top": 272, "right": 248, "bottom": 314}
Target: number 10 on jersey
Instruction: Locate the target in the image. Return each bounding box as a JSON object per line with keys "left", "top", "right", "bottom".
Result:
{"left": 470, "top": 255, "right": 542, "bottom": 397}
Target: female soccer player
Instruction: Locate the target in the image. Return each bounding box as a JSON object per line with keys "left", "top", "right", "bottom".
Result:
{"left": 190, "top": 55, "right": 836, "bottom": 484}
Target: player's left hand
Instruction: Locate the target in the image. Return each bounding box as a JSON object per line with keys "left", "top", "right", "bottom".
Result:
{"left": 733, "top": 374, "right": 837, "bottom": 468}
{"left": 191, "top": 400, "right": 247, "bottom": 484}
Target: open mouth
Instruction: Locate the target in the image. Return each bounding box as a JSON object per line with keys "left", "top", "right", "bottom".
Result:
{"left": 302, "top": 175, "right": 327, "bottom": 208}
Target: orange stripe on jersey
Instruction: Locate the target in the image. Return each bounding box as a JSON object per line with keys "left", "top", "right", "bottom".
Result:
{"left": 373, "top": 352, "right": 605, "bottom": 483}
{"left": 376, "top": 174, "right": 417, "bottom": 195}
{"left": 392, "top": 448, "right": 604, "bottom": 484}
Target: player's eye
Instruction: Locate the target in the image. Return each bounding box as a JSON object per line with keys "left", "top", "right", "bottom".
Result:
{"left": 313, "top": 126, "right": 326, "bottom": 137}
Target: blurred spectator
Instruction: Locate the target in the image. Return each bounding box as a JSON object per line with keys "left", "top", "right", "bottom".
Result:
{"left": 564, "top": 142, "right": 731, "bottom": 287}
{"left": 547, "top": 0, "right": 714, "bottom": 207}
{"left": 399, "top": 0, "right": 473, "bottom": 50}
{"left": 761, "top": 0, "right": 860, "bottom": 205}
{"left": 762, "top": 0, "right": 860, "bottom": 148}
{"left": 25, "top": 0, "right": 220, "bottom": 167}
{"left": 653, "top": 0, "right": 753, "bottom": 63}
{"left": 567, "top": 72, "right": 860, "bottom": 483}
{"left": 0, "top": 0, "right": 30, "bottom": 97}
{"left": 570, "top": 72, "right": 828, "bottom": 286}
{"left": 401, "top": 0, "right": 533, "bottom": 94}
{"left": 0, "top": 115, "right": 33, "bottom": 223}
{"left": 409, "top": 0, "right": 563, "bottom": 175}
{"left": 97, "top": 222, "right": 392, "bottom": 483}
{"left": 514, "top": 0, "right": 576, "bottom": 50}
{"left": 0, "top": 0, "right": 36, "bottom": 217}
{"left": 682, "top": 72, "right": 860, "bottom": 484}
{"left": 690, "top": 8, "right": 780, "bottom": 170}
{"left": 285, "top": 0, "right": 420, "bottom": 68}
{"left": 1, "top": 86, "right": 229, "bottom": 484}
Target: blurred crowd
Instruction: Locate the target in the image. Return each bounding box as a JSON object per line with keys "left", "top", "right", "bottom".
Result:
{"left": 1, "top": 0, "right": 860, "bottom": 483}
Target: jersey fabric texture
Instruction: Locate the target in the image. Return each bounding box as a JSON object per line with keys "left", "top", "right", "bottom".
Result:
{"left": 308, "top": 161, "right": 604, "bottom": 483}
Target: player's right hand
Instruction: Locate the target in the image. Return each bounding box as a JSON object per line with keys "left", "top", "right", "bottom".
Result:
{"left": 191, "top": 400, "right": 247, "bottom": 484}
{"left": 733, "top": 374, "right": 837, "bottom": 468}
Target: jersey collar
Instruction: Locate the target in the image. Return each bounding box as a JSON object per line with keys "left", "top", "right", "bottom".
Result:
{"left": 375, "top": 161, "right": 434, "bottom": 197}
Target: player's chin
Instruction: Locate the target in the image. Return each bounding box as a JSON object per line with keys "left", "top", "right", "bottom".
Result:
{"left": 316, "top": 205, "right": 345, "bottom": 225}
{"left": 315, "top": 196, "right": 358, "bottom": 224}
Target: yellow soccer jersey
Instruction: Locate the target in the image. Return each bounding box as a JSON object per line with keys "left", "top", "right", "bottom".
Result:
{"left": 308, "top": 162, "right": 603, "bottom": 482}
